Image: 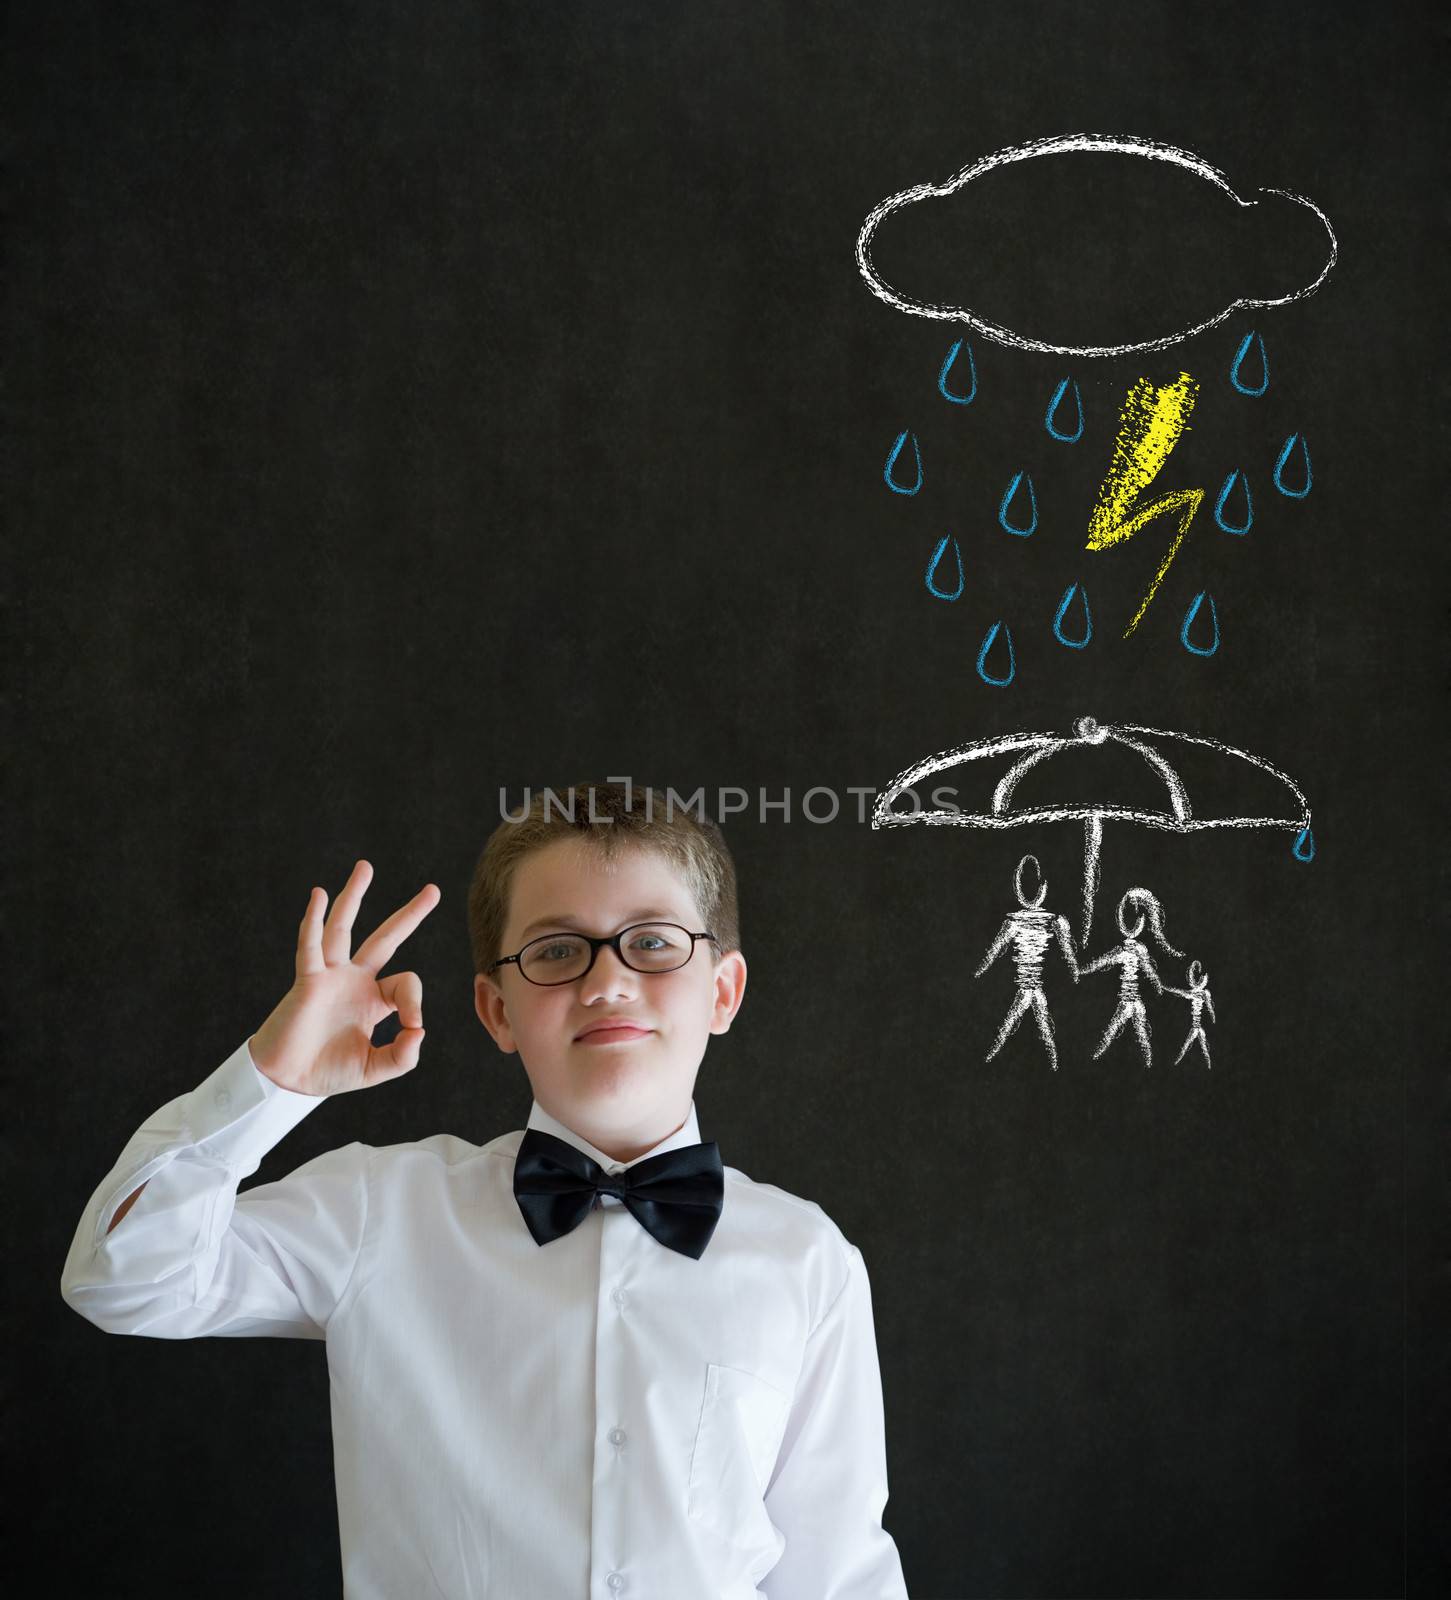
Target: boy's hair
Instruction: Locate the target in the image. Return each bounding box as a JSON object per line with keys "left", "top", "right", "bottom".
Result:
{"left": 468, "top": 781, "right": 741, "bottom": 981}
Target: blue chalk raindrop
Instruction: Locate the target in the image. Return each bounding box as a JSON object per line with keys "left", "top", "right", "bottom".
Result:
{"left": 925, "top": 536, "right": 965, "bottom": 601}
{"left": 1180, "top": 591, "right": 1220, "bottom": 656}
{"left": 1230, "top": 330, "right": 1269, "bottom": 396}
{"left": 1272, "top": 433, "right": 1312, "bottom": 498}
{"left": 1044, "top": 377, "right": 1084, "bottom": 442}
{"left": 1052, "top": 582, "right": 1092, "bottom": 648}
{"left": 1292, "top": 825, "right": 1315, "bottom": 862}
{"left": 1213, "top": 469, "right": 1253, "bottom": 534}
{"left": 998, "top": 472, "right": 1038, "bottom": 536}
{"left": 976, "top": 621, "right": 1016, "bottom": 685}
{"left": 883, "top": 430, "right": 923, "bottom": 495}
{"left": 938, "top": 339, "right": 977, "bottom": 405}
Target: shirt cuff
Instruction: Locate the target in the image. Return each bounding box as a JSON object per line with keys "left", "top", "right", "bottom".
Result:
{"left": 184, "top": 1038, "right": 329, "bottom": 1175}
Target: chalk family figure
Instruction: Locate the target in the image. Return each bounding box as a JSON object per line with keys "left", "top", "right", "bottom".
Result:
{"left": 975, "top": 856, "right": 1215, "bottom": 1068}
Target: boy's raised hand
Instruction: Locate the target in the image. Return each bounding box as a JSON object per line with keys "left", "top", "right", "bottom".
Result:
{"left": 248, "top": 861, "right": 441, "bottom": 1096}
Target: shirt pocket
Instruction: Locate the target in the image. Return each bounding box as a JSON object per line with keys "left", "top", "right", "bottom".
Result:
{"left": 687, "top": 1362, "right": 793, "bottom": 1531}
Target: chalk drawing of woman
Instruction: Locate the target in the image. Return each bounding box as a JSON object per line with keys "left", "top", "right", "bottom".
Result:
{"left": 1079, "top": 887, "right": 1180, "bottom": 1066}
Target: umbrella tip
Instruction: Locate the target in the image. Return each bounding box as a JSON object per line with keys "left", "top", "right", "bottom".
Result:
{"left": 1074, "top": 716, "right": 1107, "bottom": 743}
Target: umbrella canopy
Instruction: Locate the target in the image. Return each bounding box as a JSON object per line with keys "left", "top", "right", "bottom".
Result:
{"left": 872, "top": 715, "right": 1313, "bottom": 942}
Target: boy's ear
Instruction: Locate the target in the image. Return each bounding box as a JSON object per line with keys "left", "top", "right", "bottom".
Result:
{"left": 708, "top": 950, "right": 748, "bottom": 1036}
{"left": 474, "top": 973, "right": 518, "bottom": 1054}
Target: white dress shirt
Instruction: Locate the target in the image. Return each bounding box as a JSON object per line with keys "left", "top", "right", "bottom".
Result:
{"left": 61, "top": 1038, "right": 909, "bottom": 1600}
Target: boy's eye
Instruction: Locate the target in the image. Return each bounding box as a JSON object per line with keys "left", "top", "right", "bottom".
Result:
{"left": 628, "top": 925, "right": 691, "bottom": 955}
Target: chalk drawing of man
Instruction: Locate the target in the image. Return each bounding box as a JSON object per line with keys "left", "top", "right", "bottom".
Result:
{"left": 974, "top": 854, "right": 1080, "bottom": 1070}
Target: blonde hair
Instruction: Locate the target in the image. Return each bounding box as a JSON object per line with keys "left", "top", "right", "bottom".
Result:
{"left": 468, "top": 781, "right": 740, "bottom": 981}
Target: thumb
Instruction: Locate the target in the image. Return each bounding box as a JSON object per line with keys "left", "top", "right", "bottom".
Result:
{"left": 378, "top": 970, "right": 424, "bottom": 1029}
{"left": 369, "top": 1026, "right": 425, "bottom": 1083}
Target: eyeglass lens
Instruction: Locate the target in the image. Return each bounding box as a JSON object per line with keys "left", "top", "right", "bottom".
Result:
{"left": 519, "top": 923, "right": 696, "bottom": 985}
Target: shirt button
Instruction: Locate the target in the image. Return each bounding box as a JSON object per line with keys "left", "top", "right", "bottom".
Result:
{"left": 215, "top": 1089, "right": 231, "bottom": 1110}
{"left": 608, "top": 1427, "right": 626, "bottom": 1447}
{"left": 611, "top": 1287, "right": 627, "bottom": 1309}
{"left": 606, "top": 1574, "right": 625, "bottom": 1592}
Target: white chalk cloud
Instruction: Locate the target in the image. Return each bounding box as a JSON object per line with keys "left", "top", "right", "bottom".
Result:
{"left": 855, "top": 133, "right": 1338, "bottom": 357}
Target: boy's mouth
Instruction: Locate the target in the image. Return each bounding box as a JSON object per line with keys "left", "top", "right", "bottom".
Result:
{"left": 574, "top": 1020, "right": 654, "bottom": 1044}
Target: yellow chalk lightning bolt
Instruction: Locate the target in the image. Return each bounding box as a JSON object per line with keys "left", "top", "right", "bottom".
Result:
{"left": 1086, "top": 372, "right": 1204, "bottom": 638}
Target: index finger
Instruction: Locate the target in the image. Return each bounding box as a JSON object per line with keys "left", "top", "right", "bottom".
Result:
{"left": 354, "top": 883, "right": 442, "bottom": 973}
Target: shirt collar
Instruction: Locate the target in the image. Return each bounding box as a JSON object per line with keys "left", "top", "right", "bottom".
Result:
{"left": 524, "top": 1099, "right": 702, "bottom": 1172}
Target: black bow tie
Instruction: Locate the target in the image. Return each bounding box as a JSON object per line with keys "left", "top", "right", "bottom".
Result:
{"left": 513, "top": 1128, "right": 724, "bottom": 1260}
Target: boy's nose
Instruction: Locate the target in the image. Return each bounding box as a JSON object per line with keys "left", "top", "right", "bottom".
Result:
{"left": 579, "top": 945, "right": 639, "bottom": 1000}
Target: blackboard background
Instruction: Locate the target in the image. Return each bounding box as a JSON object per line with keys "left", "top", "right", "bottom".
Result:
{"left": 10, "top": 3, "right": 1446, "bottom": 1596}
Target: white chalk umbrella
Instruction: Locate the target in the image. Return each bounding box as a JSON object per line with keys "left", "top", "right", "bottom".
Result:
{"left": 871, "top": 715, "right": 1313, "bottom": 943}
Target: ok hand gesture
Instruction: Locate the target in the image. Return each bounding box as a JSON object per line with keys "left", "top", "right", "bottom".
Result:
{"left": 248, "top": 861, "right": 440, "bottom": 1096}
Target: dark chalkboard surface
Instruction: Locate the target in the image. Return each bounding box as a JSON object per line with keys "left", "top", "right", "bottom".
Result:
{"left": 12, "top": 3, "right": 1445, "bottom": 1596}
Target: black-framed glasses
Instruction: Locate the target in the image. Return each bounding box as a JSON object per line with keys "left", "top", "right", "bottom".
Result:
{"left": 487, "top": 922, "right": 719, "bottom": 987}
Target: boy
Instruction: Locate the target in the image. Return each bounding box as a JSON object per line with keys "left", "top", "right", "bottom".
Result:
{"left": 61, "top": 782, "right": 909, "bottom": 1599}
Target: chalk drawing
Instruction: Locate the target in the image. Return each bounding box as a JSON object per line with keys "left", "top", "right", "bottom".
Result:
{"left": 976, "top": 621, "right": 1016, "bottom": 686}
{"left": 1230, "top": 330, "right": 1269, "bottom": 396}
{"left": 855, "top": 134, "right": 1338, "bottom": 357}
{"left": 1053, "top": 582, "right": 1092, "bottom": 648}
{"left": 1044, "top": 377, "right": 1085, "bottom": 442}
{"left": 1214, "top": 469, "right": 1254, "bottom": 535}
{"left": 974, "top": 855, "right": 1080, "bottom": 1070}
{"left": 1086, "top": 372, "right": 1205, "bottom": 637}
{"left": 884, "top": 429, "right": 924, "bottom": 494}
{"left": 925, "top": 536, "right": 966, "bottom": 601}
{"left": 998, "top": 472, "right": 1038, "bottom": 537}
{"left": 872, "top": 149, "right": 1331, "bottom": 668}
{"left": 871, "top": 715, "right": 1312, "bottom": 946}
{"left": 1079, "top": 888, "right": 1179, "bottom": 1066}
{"left": 938, "top": 338, "right": 978, "bottom": 404}
{"left": 1165, "top": 959, "right": 1216, "bottom": 1067}
{"left": 1180, "top": 591, "right": 1221, "bottom": 655}
{"left": 1272, "top": 433, "right": 1312, "bottom": 498}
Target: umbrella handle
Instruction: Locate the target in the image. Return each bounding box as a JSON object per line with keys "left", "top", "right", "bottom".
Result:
{"left": 1081, "top": 814, "right": 1103, "bottom": 946}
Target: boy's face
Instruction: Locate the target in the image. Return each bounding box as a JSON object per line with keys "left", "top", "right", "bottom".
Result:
{"left": 474, "top": 837, "right": 747, "bottom": 1164}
